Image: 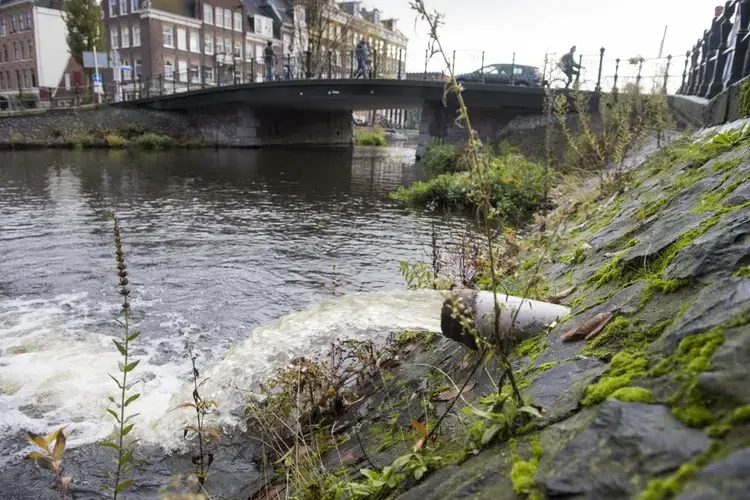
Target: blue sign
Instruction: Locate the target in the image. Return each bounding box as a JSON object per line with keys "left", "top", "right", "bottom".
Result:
{"left": 93, "top": 73, "right": 102, "bottom": 84}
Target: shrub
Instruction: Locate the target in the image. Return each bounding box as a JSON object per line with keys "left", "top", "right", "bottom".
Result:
{"left": 136, "top": 133, "right": 173, "bottom": 150}
{"left": 71, "top": 134, "right": 94, "bottom": 149}
{"left": 739, "top": 79, "right": 750, "bottom": 117}
{"left": 355, "top": 128, "right": 387, "bottom": 146}
{"left": 391, "top": 150, "right": 549, "bottom": 223}
{"left": 419, "top": 139, "right": 459, "bottom": 177}
{"left": 104, "top": 133, "right": 128, "bottom": 148}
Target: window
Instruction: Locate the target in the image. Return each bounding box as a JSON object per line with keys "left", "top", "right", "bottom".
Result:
{"left": 513, "top": 66, "right": 523, "bottom": 75}
{"left": 109, "top": 0, "right": 117, "bottom": 17}
{"left": 205, "top": 66, "right": 214, "bottom": 83}
{"left": 1, "top": 44, "right": 5, "bottom": 62}
{"left": 132, "top": 24, "right": 140, "bottom": 46}
{"left": 27, "top": 40, "right": 32, "bottom": 58}
{"left": 164, "top": 59, "right": 174, "bottom": 79}
{"left": 64, "top": 73, "right": 71, "bottom": 90}
{"left": 13, "top": 41, "right": 18, "bottom": 60}
{"left": 223, "top": 10, "right": 231, "bottom": 30}
{"left": 20, "top": 41, "right": 25, "bottom": 59}
{"left": 255, "top": 44, "right": 263, "bottom": 61}
{"left": 203, "top": 4, "right": 213, "bottom": 24}
{"left": 121, "top": 26, "right": 130, "bottom": 48}
{"left": 162, "top": 26, "right": 173, "bottom": 47}
{"left": 177, "top": 60, "right": 186, "bottom": 81}
{"left": 233, "top": 12, "right": 241, "bottom": 31}
{"left": 0, "top": 18, "right": 5, "bottom": 36}
{"left": 18, "top": 12, "right": 24, "bottom": 31}
{"left": 177, "top": 27, "right": 186, "bottom": 51}
{"left": 30, "top": 69, "right": 36, "bottom": 87}
{"left": 0, "top": 72, "right": 4, "bottom": 89}
{"left": 122, "top": 58, "right": 131, "bottom": 80}
{"left": 204, "top": 35, "right": 213, "bottom": 54}
{"left": 111, "top": 27, "right": 119, "bottom": 48}
{"left": 254, "top": 15, "right": 272, "bottom": 38}
{"left": 120, "top": 0, "right": 127, "bottom": 15}
{"left": 15, "top": 70, "right": 20, "bottom": 88}
{"left": 190, "top": 64, "right": 200, "bottom": 83}
{"left": 245, "top": 42, "right": 252, "bottom": 61}
{"left": 223, "top": 37, "right": 231, "bottom": 57}
{"left": 10, "top": 15, "right": 16, "bottom": 33}
{"left": 215, "top": 7, "right": 223, "bottom": 28}
{"left": 189, "top": 30, "right": 199, "bottom": 53}
{"left": 25, "top": 11, "right": 31, "bottom": 30}
{"left": 234, "top": 41, "right": 241, "bottom": 58}
{"left": 135, "top": 58, "right": 141, "bottom": 77}
{"left": 131, "top": 0, "right": 138, "bottom": 11}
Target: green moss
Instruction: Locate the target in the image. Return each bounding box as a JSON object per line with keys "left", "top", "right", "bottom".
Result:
{"left": 650, "top": 326, "right": 725, "bottom": 428}
{"left": 569, "top": 296, "right": 584, "bottom": 309}
{"left": 705, "top": 424, "right": 731, "bottom": 438}
{"left": 739, "top": 79, "right": 750, "bottom": 117}
{"left": 730, "top": 405, "right": 750, "bottom": 424}
{"left": 639, "top": 441, "right": 724, "bottom": 500}
{"left": 637, "top": 196, "right": 670, "bottom": 221}
{"left": 514, "top": 334, "right": 548, "bottom": 362}
{"left": 693, "top": 175, "right": 749, "bottom": 213}
{"left": 582, "top": 318, "right": 672, "bottom": 361}
{"left": 733, "top": 265, "right": 750, "bottom": 278}
{"left": 587, "top": 252, "right": 625, "bottom": 289}
{"left": 582, "top": 351, "right": 650, "bottom": 406}
{"left": 509, "top": 435, "right": 543, "bottom": 497}
{"left": 609, "top": 387, "right": 653, "bottom": 403}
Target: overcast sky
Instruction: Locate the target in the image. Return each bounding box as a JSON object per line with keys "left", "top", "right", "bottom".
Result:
{"left": 368, "top": 0, "right": 721, "bottom": 89}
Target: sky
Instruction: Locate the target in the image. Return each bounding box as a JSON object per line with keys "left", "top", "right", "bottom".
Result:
{"left": 366, "top": 0, "right": 720, "bottom": 90}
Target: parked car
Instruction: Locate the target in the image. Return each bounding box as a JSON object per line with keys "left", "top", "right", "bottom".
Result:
{"left": 456, "top": 64, "right": 542, "bottom": 86}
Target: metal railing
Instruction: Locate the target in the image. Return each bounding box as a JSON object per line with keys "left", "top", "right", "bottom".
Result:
{"left": 678, "top": 0, "right": 750, "bottom": 97}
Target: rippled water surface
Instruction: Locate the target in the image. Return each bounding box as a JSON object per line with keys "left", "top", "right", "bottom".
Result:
{"left": 0, "top": 146, "right": 466, "bottom": 462}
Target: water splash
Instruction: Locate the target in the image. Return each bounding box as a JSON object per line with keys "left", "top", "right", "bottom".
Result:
{"left": 151, "top": 289, "right": 444, "bottom": 449}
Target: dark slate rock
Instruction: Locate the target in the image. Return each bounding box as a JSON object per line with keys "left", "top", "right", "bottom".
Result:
{"left": 528, "top": 357, "right": 606, "bottom": 424}
{"left": 698, "top": 321, "right": 750, "bottom": 404}
{"left": 726, "top": 180, "right": 750, "bottom": 206}
{"left": 542, "top": 401, "right": 710, "bottom": 498}
{"left": 537, "top": 282, "right": 648, "bottom": 365}
{"left": 661, "top": 278, "right": 750, "bottom": 346}
{"left": 665, "top": 208, "right": 750, "bottom": 281}
{"left": 588, "top": 204, "right": 640, "bottom": 249}
{"left": 676, "top": 448, "right": 750, "bottom": 500}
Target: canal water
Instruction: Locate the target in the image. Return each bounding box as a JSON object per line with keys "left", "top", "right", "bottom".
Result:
{"left": 0, "top": 146, "right": 467, "bottom": 474}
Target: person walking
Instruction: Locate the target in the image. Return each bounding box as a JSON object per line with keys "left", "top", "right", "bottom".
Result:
{"left": 561, "top": 45, "right": 582, "bottom": 88}
{"left": 264, "top": 41, "right": 276, "bottom": 82}
{"left": 354, "top": 38, "right": 367, "bottom": 78}
{"left": 365, "top": 40, "right": 374, "bottom": 78}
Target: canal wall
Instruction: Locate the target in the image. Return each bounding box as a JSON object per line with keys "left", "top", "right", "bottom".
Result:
{"left": 0, "top": 104, "right": 354, "bottom": 148}
{"left": 0, "top": 106, "right": 201, "bottom": 147}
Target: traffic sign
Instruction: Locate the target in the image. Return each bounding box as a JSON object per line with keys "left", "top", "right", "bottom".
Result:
{"left": 93, "top": 73, "right": 102, "bottom": 84}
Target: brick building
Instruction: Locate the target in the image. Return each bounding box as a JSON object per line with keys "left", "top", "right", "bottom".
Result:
{"left": 103, "top": 0, "right": 408, "bottom": 98}
{"left": 0, "top": 0, "right": 72, "bottom": 109}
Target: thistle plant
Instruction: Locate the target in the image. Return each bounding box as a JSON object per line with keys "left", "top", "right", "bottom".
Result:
{"left": 410, "top": 0, "right": 523, "bottom": 404}
{"left": 102, "top": 214, "right": 141, "bottom": 498}
{"left": 171, "top": 343, "right": 220, "bottom": 489}
{"left": 25, "top": 428, "right": 71, "bottom": 499}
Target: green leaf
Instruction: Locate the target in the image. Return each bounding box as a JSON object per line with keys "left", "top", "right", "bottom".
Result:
{"left": 126, "top": 331, "right": 141, "bottom": 342}
{"left": 117, "top": 449, "right": 134, "bottom": 466}
{"left": 114, "top": 479, "right": 133, "bottom": 492}
{"left": 391, "top": 454, "right": 411, "bottom": 470}
{"left": 108, "top": 374, "right": 123, "bottom": 389}
{"left": 414, "top": 466, "right": 427, "bottom": 480}
{"left": 125, "top": 380, "right": 139, "bottom": 390}
{"left": 481, "top": 423, "right": 505, "bottom": 445}
{"left": 124, "top": 360, "right": 140, "bottom": 372}
{"left": 123, "top": 413, "right": 140, "bottom": 423}
{"left": 112, "top": 340, "right": 127, "bottom": 356}
{"left": 52, "top": 431, "right": 66, "bottom": 460}
{"left": 121, "top": 424, "right": 134, "bottom": 436}
{"left": 360, "top": 469, "right": 378, "bottom": 481}
{"left": 370, "top": 479, "right": 386, "bottom": 488}
{"left": 106, "top": 409, "right": 120, "bottom": 423}
{"left": 124, "top": 393, "right": 140, "bottom": 407}
{"left": 99, "top": 442, "right": 118, "bottom": 449}
{"left": 118, "top": 361, "right": 125, "bottom": 373}
{"left": 519, "top": 406, "right": 543, "bottom": 418}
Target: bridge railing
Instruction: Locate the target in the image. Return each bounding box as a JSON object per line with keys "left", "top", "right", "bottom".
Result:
{"left": 677, "top": 0, "right": 750, "bottom": 98}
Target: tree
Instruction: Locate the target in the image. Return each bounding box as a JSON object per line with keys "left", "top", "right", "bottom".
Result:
{"left": 63, "top": 0, "right": 104, "bottom": 67}
{"left": 291, "top": 0, "right": 375, "bottom": 78}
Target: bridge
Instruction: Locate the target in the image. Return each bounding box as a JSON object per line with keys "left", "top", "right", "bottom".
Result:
{"left": 118, "top": 78, "right": 550, "bottom": 148}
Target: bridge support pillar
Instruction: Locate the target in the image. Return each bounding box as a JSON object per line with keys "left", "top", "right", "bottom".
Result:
{"left": 189, "top": 103, "right": 353, "bottom": 147}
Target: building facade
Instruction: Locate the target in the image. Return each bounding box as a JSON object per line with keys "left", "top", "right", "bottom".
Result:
{"left": 0, "top": 0, "right": 72, "bottom": 109}
{"left": 102, "top": 0, "right": 408, "bottom": 98}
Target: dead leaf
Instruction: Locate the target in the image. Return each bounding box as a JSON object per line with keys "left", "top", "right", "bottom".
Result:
{"left": 556, "top": 286, "right": 577, "bottom": 299}
{"left": 560, "top": 312, "right": 614, "bottom": 342}
{"left": 544, "top": 296, "right": 562, "bottom": 305}
{"left": 434, "top": 380, "right": 477, "bottom": 402}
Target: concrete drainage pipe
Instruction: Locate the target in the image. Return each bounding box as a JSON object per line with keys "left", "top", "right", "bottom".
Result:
{"left": 441, "top": 289, "right": 570, "bottom": 350}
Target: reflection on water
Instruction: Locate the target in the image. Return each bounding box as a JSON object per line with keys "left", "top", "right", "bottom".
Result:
{"left": 0, "top": 146, "right": 466, "bottom": 458}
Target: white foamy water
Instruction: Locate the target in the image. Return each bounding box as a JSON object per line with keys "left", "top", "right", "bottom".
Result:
{"left": 152, "top": 289, "right": 444, "bottom": 449}
{"left": 0, "top": 289, "right": 444, "bottom": 460}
